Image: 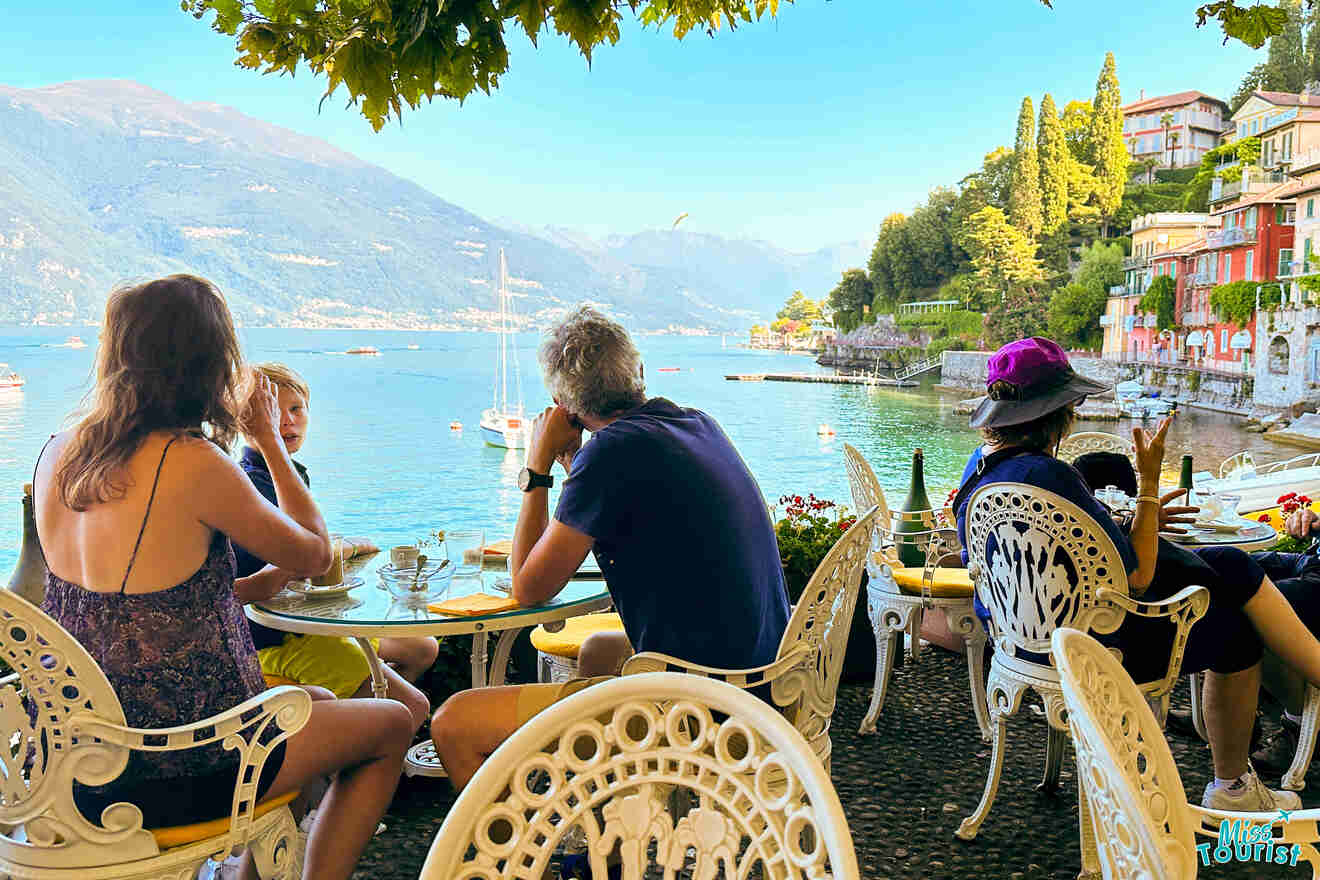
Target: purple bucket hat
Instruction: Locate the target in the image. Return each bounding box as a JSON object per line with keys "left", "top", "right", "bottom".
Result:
{"left": 969, "top": 337, "right": 1110, "bottom": 429}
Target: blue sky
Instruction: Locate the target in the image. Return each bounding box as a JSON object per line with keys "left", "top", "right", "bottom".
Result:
{"left": 0, "top": 2, "right": 1265, "bottom": 251}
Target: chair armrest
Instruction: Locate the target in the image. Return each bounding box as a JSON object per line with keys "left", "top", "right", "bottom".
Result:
{"left": 70, "top": 686, "right": 311, "bottom": 846}
{"left": 1097, "top": 585, "right": 1210, "bottom": 698}
{"left": 621, "top": 646, "right": 810, "bottom": 692}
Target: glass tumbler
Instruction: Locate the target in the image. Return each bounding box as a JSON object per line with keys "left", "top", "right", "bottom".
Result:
{"left": 446, "top": 529, "right": 486, "bottom": 577}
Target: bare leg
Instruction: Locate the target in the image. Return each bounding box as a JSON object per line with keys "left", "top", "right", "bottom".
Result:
{"left": 577, "top": 631, "right": 632, "bottom": 677}
{"left": 254, "top": 698, "right": 412, "bottom": 880}
{"left": 1263, "top": 651, "right": 1309, "bottom": 716}
{"left": 351, "top": 662, "right": 431, "bottom": 731}
{"left": 431, "top": 686, "right": 523, "bottom": 791}
{"left": 1243, "top": 579, "right": 1320, "bottom": 688}
{"left": 1202, "top": 664, "right": 1262, "bottom": 780}
{"left": 378, "top": 636, "right": 439, "bottom": 683}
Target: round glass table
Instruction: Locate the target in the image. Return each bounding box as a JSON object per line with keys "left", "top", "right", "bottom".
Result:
{"left": 247, "top": 550, "right": 610, "bottom": 776}
{"left": 1159, "top": 519, "right": 1278, "bottom": 553}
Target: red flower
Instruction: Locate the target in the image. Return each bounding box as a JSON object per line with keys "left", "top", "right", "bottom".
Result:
{"left": 794, "top": 495, "right": 803, "bottom": 505}
{"left": 1301, "top": 496, "right": 1313, "bottom": 505}
{"left": 1258, "top": 513, "right": 1272, "bottom": 523}
{"left": 1280, "top": 492, "right": 1298, "bottom": 503}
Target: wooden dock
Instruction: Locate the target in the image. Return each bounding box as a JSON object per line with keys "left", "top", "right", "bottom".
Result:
{"left": 724, "top": 372, "right": 917, "bottom": 388}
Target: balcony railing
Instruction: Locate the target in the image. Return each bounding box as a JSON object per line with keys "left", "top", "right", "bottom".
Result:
{"left": 1188, "top": 271, "right": 1219, "bottom": 287}
{"left": 1143, "top": 314, "right": 1159, "bottom": 328}
{"left": 1109, "top": 284, "right": 1132, "bottom": 297}
{"left": 1206, "top": 226, "right": 1257, "bottom": 248}
{"left": 1099, "top": 314, "right": 1114, "bottom": 327}
{"left": 1182, "top": 310, "right": 1209, "bottom": 325}
{"left": 1122, "top": 255, "right": 1149, "bottom": 270}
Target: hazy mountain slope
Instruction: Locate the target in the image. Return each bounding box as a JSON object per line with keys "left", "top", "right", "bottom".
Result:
{"left": 0, "top": 81, "right": 863, "bottom": 330}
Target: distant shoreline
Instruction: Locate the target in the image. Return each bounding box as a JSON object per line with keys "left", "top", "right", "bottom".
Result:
{"left": 0, "top": 323, "right": 733, "bottom": 336}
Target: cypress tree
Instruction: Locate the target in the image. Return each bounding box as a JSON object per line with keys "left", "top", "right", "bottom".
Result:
{"left": 1009, "top": 96, "right": 1043, "bottom": 239}
{"left": 1038, "top": 93, "right": 1068, "bottom": 236}
{"left": 1086, "top": 52, "right": 1127, "bottom": 235}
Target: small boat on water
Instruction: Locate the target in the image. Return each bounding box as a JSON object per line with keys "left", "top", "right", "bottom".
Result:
{"left": 0, "top": 364, "right": 25, "bottom": 389}
{"left": 65, "top": 335, "right": 86, "bottom": 349}
{"left": 407, "top": 344, "right": 420, "bottom": 350}
{"left": 1114, "top": 380, "right": 1175, "bottom": 420}
{"left": 345, "top": 346, "right": 380, "bottom": 356}
{"left": 481, "top": 249, "right": 530, "bottom": 450}
{"left": 817, "top": 423, "right": 836, "bottom": 437}
{"left": 1198, "top": 450, "right": 1320, "bottom": 517}
{"left": 450, "top": 421, "right": 463, "bottom": 431}
{"left": 656, "top": 367, "right": 681, "bottom": 372}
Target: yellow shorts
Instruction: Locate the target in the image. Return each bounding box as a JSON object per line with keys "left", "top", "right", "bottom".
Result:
{"left": 257, "top": 635, "right": 381, "bottom": 699}
{"left": 514, "top": 676, "right": 614, "bottom": 725}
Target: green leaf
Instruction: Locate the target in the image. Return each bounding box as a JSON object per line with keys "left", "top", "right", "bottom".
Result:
{"left": 1195, "top": 1, "right": 1290, "bottom": 48}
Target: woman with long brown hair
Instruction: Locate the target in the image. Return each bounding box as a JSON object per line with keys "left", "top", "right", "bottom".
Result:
{"left": 31, "top": 275, "right": 412, "bottom": 880}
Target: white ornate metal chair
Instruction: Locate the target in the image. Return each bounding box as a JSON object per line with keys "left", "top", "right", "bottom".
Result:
{"left": 0, "top": 590, "right": 310, "bottom": 880}
{"left": 622, "top": 506, "right": 880, "bottom": 772}
{"left": 1218, "top": 450, "right": 1257, "bottom": 479}
{"left": 419, "top": 672, "right": 858, "bottom": 880}
{"left": 843, "top": 443, "right": 990, "bottom": 741}
{"left": 1053, "top": 627, "right": 1320, "bottom": 879}
{"left": 956, "top": 483, "right": 1209, "bottom": 844}
{"left": 1057, "top": 432, "right": 1136, "bottom": 464}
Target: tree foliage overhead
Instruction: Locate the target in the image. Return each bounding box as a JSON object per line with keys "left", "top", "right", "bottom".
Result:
{"left": 182, "top": 0, "right": 790, "bottom": 130}
{"left": 1038, "top": 93, "right": 1069, "bottom": 236}
{"left": 1229, "top": 0, "right": 1318, "bottom": 110}
{"left": 1010, "top": 97, "right": 1043, "bottom": 238}
{"left": 1040, "top": 1, "right": 1304, "bottom": 50}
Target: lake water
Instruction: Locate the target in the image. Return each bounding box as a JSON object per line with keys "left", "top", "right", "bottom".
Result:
{"left": 0, "top": 327, "right": 1296, "bottom": 573}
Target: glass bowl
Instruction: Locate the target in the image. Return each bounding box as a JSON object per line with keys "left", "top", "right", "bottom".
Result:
{"left": 378, "top": 561, "right": 454, "bottom": 602}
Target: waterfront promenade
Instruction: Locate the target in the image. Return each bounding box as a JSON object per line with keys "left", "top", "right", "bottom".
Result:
{"left": 725, "top": 371, "right": 917, "bottom": 387}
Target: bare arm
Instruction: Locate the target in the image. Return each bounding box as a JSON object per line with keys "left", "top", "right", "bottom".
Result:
{"left": 189, "top": 441, "right": 331, "bottom": 578}
{"left": 1128, "top": 417, "right": 1173, "bottom": 594}
{"left": 511, "top": 405, "right": 590, "bottom": 605}
{"left": 234, "top": 564, "right": 295, "bottom": 604}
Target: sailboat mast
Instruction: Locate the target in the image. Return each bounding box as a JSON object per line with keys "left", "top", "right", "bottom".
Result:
{"left": 499, "top": 249, "right": 509, "bottom": 415}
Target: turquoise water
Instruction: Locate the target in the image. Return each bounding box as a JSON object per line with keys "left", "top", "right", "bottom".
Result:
{"left": 0, "top": 327, "right": 1279, "bottom": 572}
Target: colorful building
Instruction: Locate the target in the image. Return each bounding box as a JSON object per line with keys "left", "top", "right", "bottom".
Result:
{"left": 1121, "top": 90, "right": 1228, "bottom": 168}
{"left": 1225, "top": 91, "right": 1320, "bottom": 172}
{"left": 1102, "top": 213, "right": 1210, "bottom": 359}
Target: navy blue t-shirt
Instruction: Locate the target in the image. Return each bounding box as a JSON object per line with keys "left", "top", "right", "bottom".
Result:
{"left": 232, "top": 446, "right": 309, "bottom": 650}
{"left": 554, "top": 398, "right": 789, "bottom": 670}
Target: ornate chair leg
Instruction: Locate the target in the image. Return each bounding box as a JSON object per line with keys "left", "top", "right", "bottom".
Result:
{"left": 859, "top": 627, "right": 901, "bottom": 735}
{"left": 1038, "top": 724, "right": 1066, "bottom": 794}
{"left": 1189, "top": 672, "right": 1209, "bottom": 742}
{"left": 908, "top": 608, "right": 923, "bottom": 662}
{"left": 249, "top": 808, "right": 302, "bottom": 879}
{"left": 1283, "top": 684, "right": 1320, "bottom": 791}
{"left": 1076, "top": 779, "right": 1102, "bottom": 880}
{"left": 956, "top": 715, "right": 1007, "bottom": 841}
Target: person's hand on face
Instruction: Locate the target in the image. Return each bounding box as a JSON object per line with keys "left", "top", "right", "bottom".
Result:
{"left": 1287, "top": 507, "right": 1320, "bottom": 539}
{"left": 241, "top": 373, "right": 282, "bottom": 451}
{"left": 1131, "top": 416, "right": 1172, "bottom": 486}
{"left": 530, "top": 405, "right": 583, "bottom": 472}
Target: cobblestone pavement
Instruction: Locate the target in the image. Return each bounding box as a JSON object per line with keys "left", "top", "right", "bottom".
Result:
{"left": 353, "top": 649, "right": 1318, "bottom": 879}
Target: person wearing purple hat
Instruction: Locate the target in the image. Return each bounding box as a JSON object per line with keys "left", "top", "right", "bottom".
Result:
{"left": 952, "top": 337, "right": 1320, "bottom": 812}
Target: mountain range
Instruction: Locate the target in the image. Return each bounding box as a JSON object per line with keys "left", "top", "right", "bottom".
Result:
{"left": 0, "top": 80, "right": 865, "bottom": 331}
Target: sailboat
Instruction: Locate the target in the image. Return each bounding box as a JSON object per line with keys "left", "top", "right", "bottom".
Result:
{"left": 480, "top": 250, "right": 530, "bottom": 449}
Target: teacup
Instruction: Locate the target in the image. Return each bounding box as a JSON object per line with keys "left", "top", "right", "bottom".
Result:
{"left": 390, "top": 544, "right": 420, "bottom": 568}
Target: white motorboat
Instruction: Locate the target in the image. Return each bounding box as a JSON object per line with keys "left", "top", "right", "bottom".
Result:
{"left": 1198, "top": 450, "right": 1320, "bottom": 514}
{"left": 480, "top": 249, "right": 529, "bottom": 450}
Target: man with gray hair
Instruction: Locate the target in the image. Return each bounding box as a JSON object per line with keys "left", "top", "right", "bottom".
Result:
{"left": 431, "top": 305, "right": 790, "bottom": 792}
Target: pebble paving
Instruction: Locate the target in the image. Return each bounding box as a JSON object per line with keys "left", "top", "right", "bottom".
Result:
{"left": 353, "top": 648, "right": 1318, "bottom": 879}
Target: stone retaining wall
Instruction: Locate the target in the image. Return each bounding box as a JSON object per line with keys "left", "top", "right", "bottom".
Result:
{"left": 938, "top": 351, "right": 1118, "bottom": 390}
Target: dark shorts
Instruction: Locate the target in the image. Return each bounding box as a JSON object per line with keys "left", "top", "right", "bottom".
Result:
{"left": 1255, "top": 550, "right": 1320, "bottom": 637}
{"left": 73, "top": 740, "right": 287, "bottom": 829}
{"left": 1104, "top": 545, "right": 1265, "bottom": 683}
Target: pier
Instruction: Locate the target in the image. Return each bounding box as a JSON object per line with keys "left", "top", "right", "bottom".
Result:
{"left": 724, "top": 372, "right": 917, "bottom": 387}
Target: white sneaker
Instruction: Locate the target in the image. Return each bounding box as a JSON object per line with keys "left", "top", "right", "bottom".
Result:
{"left": 1202, "top": 770, "right": 1302, "bottom": 812}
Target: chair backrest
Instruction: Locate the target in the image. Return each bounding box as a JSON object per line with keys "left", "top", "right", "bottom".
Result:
{"left": 0, "top": 590, "right": 160, "bottom": 866}
{"left": 842, "top": 443, "right": 891, "bottom": 522}
{"left": 420, "top": 672, "right": 858, "bottom": 880}
{"left": 964, "top": 483, "right": 1127, "bottom": 660}
{"left": 1052, "top": 628, "right": 1197, "bottom": 879}
{"left": 1219, "top": 450, "right": 1257, "bottom": 479}
{"left": 772, "top": 505, "right": 879, "bottom": 749}
{"left": 1057, "top": 432, "right": 1136, "bottom": 464}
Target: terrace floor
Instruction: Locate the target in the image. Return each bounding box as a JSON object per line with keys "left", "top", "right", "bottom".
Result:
{"left": 353, "top": 647, "right": 1314, "bottom": 879}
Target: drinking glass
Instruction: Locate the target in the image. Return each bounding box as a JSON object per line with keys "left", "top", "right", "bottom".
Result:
{"left": 1217, "top": 493, "right": 1242, "bottom": 521}
{"left": 447, "top": 529, "right": 486, "bottom": 576}
{"left": 310, "top": 535, "right": 344, "bottom": 586}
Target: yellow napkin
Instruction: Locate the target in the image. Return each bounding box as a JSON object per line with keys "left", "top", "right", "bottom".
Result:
{"left": 428, "top": 593, "right": 522, "bottom": 616}
{"left": 484, "top": 539, "right": 513, "bottom": 557}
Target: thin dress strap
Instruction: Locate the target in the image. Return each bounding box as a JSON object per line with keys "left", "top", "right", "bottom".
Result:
{"left": 120, "top": 435, "right": 181, "bottom": 594}
{"left": 29, "top": 434, "right": 57, "bottom": 566}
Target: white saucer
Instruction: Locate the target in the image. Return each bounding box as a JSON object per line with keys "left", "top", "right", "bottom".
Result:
{"left": 287, "top": 575, "right": 364, "bottom": 597}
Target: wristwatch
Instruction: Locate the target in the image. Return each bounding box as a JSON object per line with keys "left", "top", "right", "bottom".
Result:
{"left": 518, "top": 467, "right": 554, "bottom": 492}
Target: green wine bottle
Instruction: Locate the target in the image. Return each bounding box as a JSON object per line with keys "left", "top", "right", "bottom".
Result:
{"left": 6, "top": 485, "right": 47, "bottom": 606}
{"left": 1179, "top": 454, "right": 1194, "bottom": 492}
{"left": 895, "top": 448, "right": 933, "bottom": 568}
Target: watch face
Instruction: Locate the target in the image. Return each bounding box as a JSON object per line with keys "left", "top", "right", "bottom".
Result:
{"left": 517, "top": 468, "right": 531, "bottom": 491}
